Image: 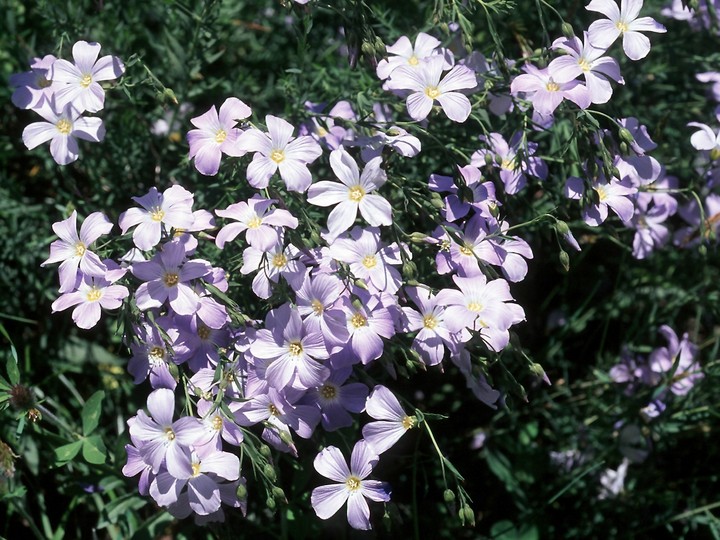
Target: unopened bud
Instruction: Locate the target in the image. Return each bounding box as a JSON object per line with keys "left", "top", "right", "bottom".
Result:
{"left": 489, "top": 203, "right": 500, "bottom": 218}
{"left": 374, "top": 36, "right": 386, "bottom": 55}
{"left": 530, "top": 362, "right": 551, "bottom": 385}
{"left": 443, "top": 489, "right": 456, "bottom": 502}
{"left": 620, "top": 142, "right": 629, "bottom": 155}
{"left": 559, "top": 250, "right": 570, "bottom": 272}
{"left": 279, "top": 429, "right": 294, "bottom": 447}
{"left": 554, "top": 220, "right": 570, "bottom": 236}
{"left": 561, "top": 22, "right": 575, "bottom": 39}
{"left": 168, "top": 362, "right": 180, "bottom": 381}
{"left": 439, "top": 22, "right": 450, "bottom": 34}
{"left": 698, "top": 244, "right": 707, "bottom": 256}
{"left": 260, "top": 445, "right": 272, "bottom": 458}
{"left": 266, "top": 496, "right": 276, "bottom": 510}
{"left": 361, "top": 41, "right": 375, "bottom": 57}
{"left": 236, "top": 483, "right": 248, "bottom": 499}
{"left": 263, "top": 463, "right": 277, "bottom": 482}
{"left": 402, "top": 261, "right": 417, "bottom": 280}
{"left": 309, "top": 230, "right": 322, "bottom": 245}
{"left": 408, "top": 232, "right": 428, "bottom": 243}
{"left": 354, "top": 278, "right": 369, "bottom": 291}
{"left": 610, "top": 166, "right": 621, "bottom": 179}
{"left": 430, "top": 192, "right": 445, "bottom": 209}
{"left": 618, "top": 127, "right": 634, "bottom": 145}
{"left": 163, "top": 88, "right": 178, "bottom": 105}
{"left": 272, "top": 487, "right": 286, "bottom": 501}
{"left": 484, "top": 152, "right": 494, "bottom": 167}
{"left": 462, "top": 506, "right": 476, "bottom": 526}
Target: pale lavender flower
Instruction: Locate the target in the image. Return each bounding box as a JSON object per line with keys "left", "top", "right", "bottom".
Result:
{"left": 41, "top": 210, "right": 113, "bottom": 292}
{"left": 510, "top": 64, "right": 590, "bottom": 116}
{"left": 618, "top": 117, "right": 657, "bottom": 155}
{"left": 302, "top": 367, "right": 369, "bottom": 431}
{"left": 10, "top": 55, "right": 59, "bottom": 110}
{"left": 51, "top": 272, "right": 129, "bottom": 329}
{"left": 49, "top": 40, "right": 125, "bottom": 113}
{"left": 329, "top": 227, "right": 403, "bottom": 295}
{"left": 300, "top": 100, "right": 355, "bottom": 150}
{"left": 376, "top": 32, "right": 446, "bottom": 80}
{"left": 132, "top": 241, "right": 212, "bottom": 316}
{"left": 401, "top": 286, "right": 455, "bottom": 366}
{"left": 471, "top": 132, "right": 548, "bottom": 194}
{"left": 22, "top": 99, "right": 105, "bottom": 165}
{"left": 295, "top": 272, "right": 350, "bottom": 351}
{"left": 240, "top": 238, "right": 306, "bottom": 299}
{"left": 549, "top": 32, "right": 624, "bottom": 104}
{"left": 307, "top": 148, "right": 391, "bottom": 239}
{"left": 387, "top": 57, "right": 477, "bottom": 123}
{"left": 250, "top": 304, "right": 330, "bottom": 390}
{"left": 436, "top": 275, "right": 525, "bottom": 352}
{"left": 565, "top": 175, "right": 637, "bottom": 225}
{"left": 128, "top": 321, "right": 177, "bottom": 389}
{"left": 187, "top": 98, "right": 252, "bottom": 176}
{"left": 128, "top": 388, "right": 206, "bottom": 477}
{"left": 586, "top": 0, "right": 667, "bottom": 61}
{"left": 362, "top": 385, "right": 416, "bottom": 454}
{"left": 674, "top": 193, "right": 720, "bottom": 246}
{"left": 119, "top": 185, "right": 195, "bottom": 251}
{"left": 236, "top": 115, "right": 322, "bottom": 192}
{"left": 649, "top": 325, "right": 704, "bottom": 395}
{"left": 598, "top": 458, "right": 630, "bottom": 499}
{"left": 215, "top": 195, "right": 298, "bottom": 250}
{"left": 688, "top": 121, "right": 720, "bottom": 154}
{"left": 311, "top": 440, "right": 391, "bottom": 530}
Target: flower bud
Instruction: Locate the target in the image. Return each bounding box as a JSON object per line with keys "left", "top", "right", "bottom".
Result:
{"left": 279, "top": 429, "right": 295, "bottom": 447}
{"left": 430, "top": 192, "right": 445, "bottom": 209}
{"left": 168, "top": 362, "right": 180, "bottom": 381}
{"left": 561, "top": 22, "right": 575, "bottom": 39}
{"left": 408, "top": 232, "right": 428, "bottom": 243}
{"left": 484, "top": 152, "right": 495, "bottom": 167}
{"left": 443, "top": 489, "right": 456, "bottom": 502}
{"left": 260, "top": 444, "right": 272, "bottom": 458}
{"left": 618, "top": 127, "right": 634, "bottom": 146}
{"left": 402, "top": 261, "right": 417, "bottom": 280}
{"left": 529, "top": 362, "right": 551, "bottom": 385}
{"left": 374, "top": 37, "right": 386, "bottom": 55}
{"left": 266, "top": 496, "right": 276, "bottom": 510}
{"left": 361, "top": 41, "right": 375, "bottom": 58}
{"left": 610, "top": 166, "right": 621, "bottom": 179}
{"left": 559, "top": 250, "right": 570, "bottom": 272}
{"left": 272, "top": 487, "right": 286, "bottom": 501}
{"left": 163, "top": 88, "right": 178, "bottom": 105}
{"left": 263, "top": 463, "right": 277, "bottom": 482}
{"left": 462, "top": 506, "right": 476, "bottom": 526}
{"left": 555, "top": 220, "right": 570, "bottom": 236}
{"left": 236, "top": 483, "right": 248, "bottom": 499}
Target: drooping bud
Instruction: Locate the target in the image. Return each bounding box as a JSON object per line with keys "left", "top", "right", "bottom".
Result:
{"left": 618, "top": 127, "right": 635, "bottom": 146}
{"left": 443, "top": 489, "right": 456, "bottom": 502}
{"left": 263, "top": 464, "right": 277, "bottom": 482}
{"left": 561, "top": 22, "right": 575, "bottom": 39}
{"left": 555, "top": 220, "right": 570, "bottom": 236}
{"left": 559, "top": 250, "right": 570, "bottom": 272}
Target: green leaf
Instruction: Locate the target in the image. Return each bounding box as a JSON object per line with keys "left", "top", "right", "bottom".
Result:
{"left": 6, "top": 357, "right": 19, "bottom": 386}
{"left": 54, "top": 440, "right": 83, "bottom": 464}
{"left": 82, "top": 435, "right": 107, "bottom": 465}
{"left": 81, "top": 390, "right": 105, "bottom": 436}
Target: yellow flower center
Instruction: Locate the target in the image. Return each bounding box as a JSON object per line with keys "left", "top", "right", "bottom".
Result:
{"left": 408, "top": 55, "right": 419, "bottom": 66}
{"left": 467, "top": 301, "right": 483, "bottom": 313}
{"left": 459, "top": 244, "right": 473, "bottom": 256}
{"left": 149, "top": 346, "right": 165, "bottom": 361}
{"left": 345, "top": 476, "right": 362, "bottom": 491}
{"left": 197, "top": 325, "right": 211, "bottom": 340}
{"left": 425, "top": 86, "right": 440, "bottom": 99}
{"left": 247, "top": 215, "right": 262, "bottom": 229}
{"left": 165, "top": 427, "right": 175, "bottom": 441}
{"left": 616, "top": 21, "right": 628, "bottom": 33}
{"left": 215, "top": 129, "right": 227, "bottom": 144}
{"left": 348, "top": 185, "right": 365, "bottom": 202}
{"left": 268, "top": 403, "right": 279, "bottom": 416}
{"left": 320, "top": 383, "right": 337, "bottom": 400}
{"left": 578, "top": 58, "right": 591, "bottom": 72}
{"left": 272, "top": 253, "right": 287, "bottom": 268}
{"left": 423, "top": 315, "right": 437, "bottom": 329}
{"left": 362, "top": 255, "right": 377, "bottom": 269}
{"left": 75, "top": 242, "right": 86, "bottom": 256}
{"left": 212, "top": 415, "right": 223, "bottom": 431}
{"left": 316, "top": 126, "right": 328, "bottom": 137}
{"left": 86, "top": 287, "right": 102, "bottom": 302}
{"left": 595, "top": 185, "right": 609, "bottom": 202}
{"left": 311, "top": 299, "right": 324, "bottom": 315}
{"left": 288, "top": 341, "right": 303, "bottom": 357}
{"left": 351, "top": 312, "right": 367, "bottom": 329}
{"left": 546, "top": 81, "right": 560, "bottom": 92}
{"left": 191, "top": 462, "right": 202, "bottom": 477}
{"left": 150, "top": 207, "right": 165, "bottom": 222}
{"left": 501, "top": 157, "right": 517, "bottom": 171}
{"left": 270, "top": 149, "right": 285, "bottom": 163}
{"left": 56, "top": 119, "right": 72, "bottom": 134}
{"left": 402, "top": 415, "right": 416, "bottom": 430}
{"left": 80, "top": 73, "right": 92, "bottom": 88}
{"left": 163, "top": 272, "right": 180, "bottom": 287}
{"left": 38, "top": 76, "right": 52, "bottom": 88}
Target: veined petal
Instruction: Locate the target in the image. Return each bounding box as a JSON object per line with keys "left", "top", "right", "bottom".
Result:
{"left": 406, "top": 92, "right": 433, "bottom": 121}
{"left": 22, "top": 121, "right": 57, "bottom": 150}
{"left": 72, "top": 41, "right": 102, "bottom": 74}
{"left": 314, "top": 445, "right": 351, "bottom": 482}
{"left": 436, "top": 92, "right": 472, "bottom": 123}
{"left": 307, "top": 181, "right": 348, "bottom": 206}
{"left": 311, "top": 484, "right": 348, "bottom": 520}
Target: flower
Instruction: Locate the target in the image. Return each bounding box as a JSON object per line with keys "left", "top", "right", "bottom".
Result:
{"left": 10, "top": 55, "right": 59, "bottom": 110}
{"left": 362, "top": 385, "right": 416, "bottom": 454}
{"left": 311, "top": 440, "right": 391, "bottom": 530}
{"left": 118, "top": 185, "right": 195, "bottom": 251}
{"left": 549, "top": 32, "right": 624, "bottom": 104}
{"left": 376, "top": 32, "right": 446, "bottom": 80}
{"left": 187, "top": 98, "right": 251, "bottom": 175}
{"left": 236, "top": 115, "right": 322, "bottom": 192}
{"left": 307, "top": 148, "right": 391, "bottom": 239}
{"left": 215, "top": 195, "right": 298, "bottom": 251}
{"left": 51, "top": 272, "right": 129, "bottom": 329}
{"left": 510, "top": 64, "right": 590, "bottom": 117}
{"left": 387, "top": 56, "right": 477, "bottom": 122}
{"left": 41, "top": 210, "right": 113, "bottom": 293}
{"left": 586, "top": 0, "right": 667, "bottom": 61}
{"left": 565, "top": 175, "right": 637, "bottom": 226}
{"left": 49, "top": 40, "right": 125, "bottom": 113}
{"left": 22, "top": 99, "right": 105, "bottom": 165}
